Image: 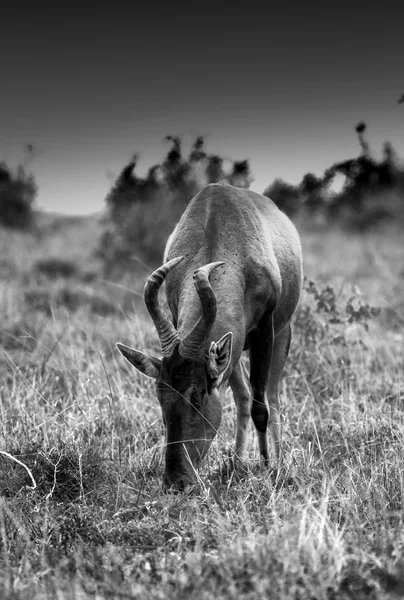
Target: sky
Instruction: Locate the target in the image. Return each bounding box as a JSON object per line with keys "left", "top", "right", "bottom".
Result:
{"left": 1, "top": 3, "right": 404, "bottom": 215}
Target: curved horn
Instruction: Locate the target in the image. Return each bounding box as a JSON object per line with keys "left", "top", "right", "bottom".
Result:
{"left": 144, "top": 256, "right": 184, "bottom": 357}
{"left": 179, "top": 261, "right": 224, "bottom": 360}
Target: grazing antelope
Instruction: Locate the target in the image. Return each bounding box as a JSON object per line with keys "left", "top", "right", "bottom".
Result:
{"left": 117, "top": 183, "right": 303, "bottom": 491}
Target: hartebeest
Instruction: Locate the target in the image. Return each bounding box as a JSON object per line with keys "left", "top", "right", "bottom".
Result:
{"left": 117, "top": 183, "right": 303, "bottom": 491}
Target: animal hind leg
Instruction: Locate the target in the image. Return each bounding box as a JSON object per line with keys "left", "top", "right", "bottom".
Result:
{"left": 249, "top": 310, "right": 274, "bottom": 464}
{"left": 229, "top": 358, "right": 251, "bottom": 460}
{"left": 267, "top": 323, "right": 291, "bottom": 461}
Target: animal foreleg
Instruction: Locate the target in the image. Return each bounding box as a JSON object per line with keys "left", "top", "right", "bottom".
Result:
{"left": 229, "top": 358, "right": 251, "bottom": 460}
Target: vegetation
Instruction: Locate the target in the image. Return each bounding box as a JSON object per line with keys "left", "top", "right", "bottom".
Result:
{"left": 2, "top": 122, "right": 403, "bottom": 271}
{"left": 98, "top": 124, "right": 404, "bottom": 275}
{"left": 0, "top": 211, "right": 403, "bottom": 598}
{"left": 98, "top": 137, "right": 253, "bottom": 272}
{"left": 0, "top": 160, "right": 37, "bottom": 229}
{"left": 263, "top": 122, "right": 404, "bottom": 228}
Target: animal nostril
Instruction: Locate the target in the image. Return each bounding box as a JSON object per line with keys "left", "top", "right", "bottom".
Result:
{"left": 162, "top": 474, "right": 187, "bottom": 494}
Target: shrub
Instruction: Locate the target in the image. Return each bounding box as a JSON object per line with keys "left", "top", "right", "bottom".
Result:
{"left": 0, "top": 162, "right": 37, "bottom": 229}
{"left": 98, "top": 136, "right": 253, "bottom": 272}
{"left": 263, "top": 178, "right": 301, "bottom": 217}
{"left": 265, "top": 123, "right": 404, "bottom": 228}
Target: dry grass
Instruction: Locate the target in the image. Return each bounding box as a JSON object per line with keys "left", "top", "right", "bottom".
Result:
{"left": 0, "top": 215, "right": 403, "bottom": 599}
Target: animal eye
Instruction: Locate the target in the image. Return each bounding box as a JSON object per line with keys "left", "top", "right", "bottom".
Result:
{"left": 191, "top": 389, "right": 201, "bottom": 408}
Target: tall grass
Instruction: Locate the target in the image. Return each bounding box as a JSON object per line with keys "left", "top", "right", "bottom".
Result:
{"left": 0, "top": 216, "right": 403, "bottom": 598}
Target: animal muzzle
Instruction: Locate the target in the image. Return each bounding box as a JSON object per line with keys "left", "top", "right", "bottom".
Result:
{"left": 162, "top": 470, "right": 196, "bottom": 493}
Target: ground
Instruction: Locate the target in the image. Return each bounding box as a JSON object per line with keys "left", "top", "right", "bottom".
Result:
{"left": 0, "top": 212, "right": 403, "bottom": 599}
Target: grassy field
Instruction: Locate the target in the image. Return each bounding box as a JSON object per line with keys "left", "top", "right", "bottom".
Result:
{"left": 0, "top": 212, "right": 403, "bottom": 599}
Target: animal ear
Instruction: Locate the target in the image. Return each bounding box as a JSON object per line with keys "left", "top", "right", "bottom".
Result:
{"left": 116, "top": 343, "right": 161, "bottom": 379}
{"left": 207, "top": 332, "right": 233, "bottom": 387}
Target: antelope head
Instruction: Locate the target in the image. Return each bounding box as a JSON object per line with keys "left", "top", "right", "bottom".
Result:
{"left": 116, "top": 257, "right": 233, "bottom": 492}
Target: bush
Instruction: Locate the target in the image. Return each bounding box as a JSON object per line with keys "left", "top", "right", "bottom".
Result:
{"left": 0, "top": 162, "right": 37, "bottom": 229}
{"left": 98, "top": 137, "right": 254, "bottom": 272}
{"left": 265, "top": 123, "right": 404, "bottom": 228}
{"left": 263, "top": 178, "right": 301, "bottom": 217}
